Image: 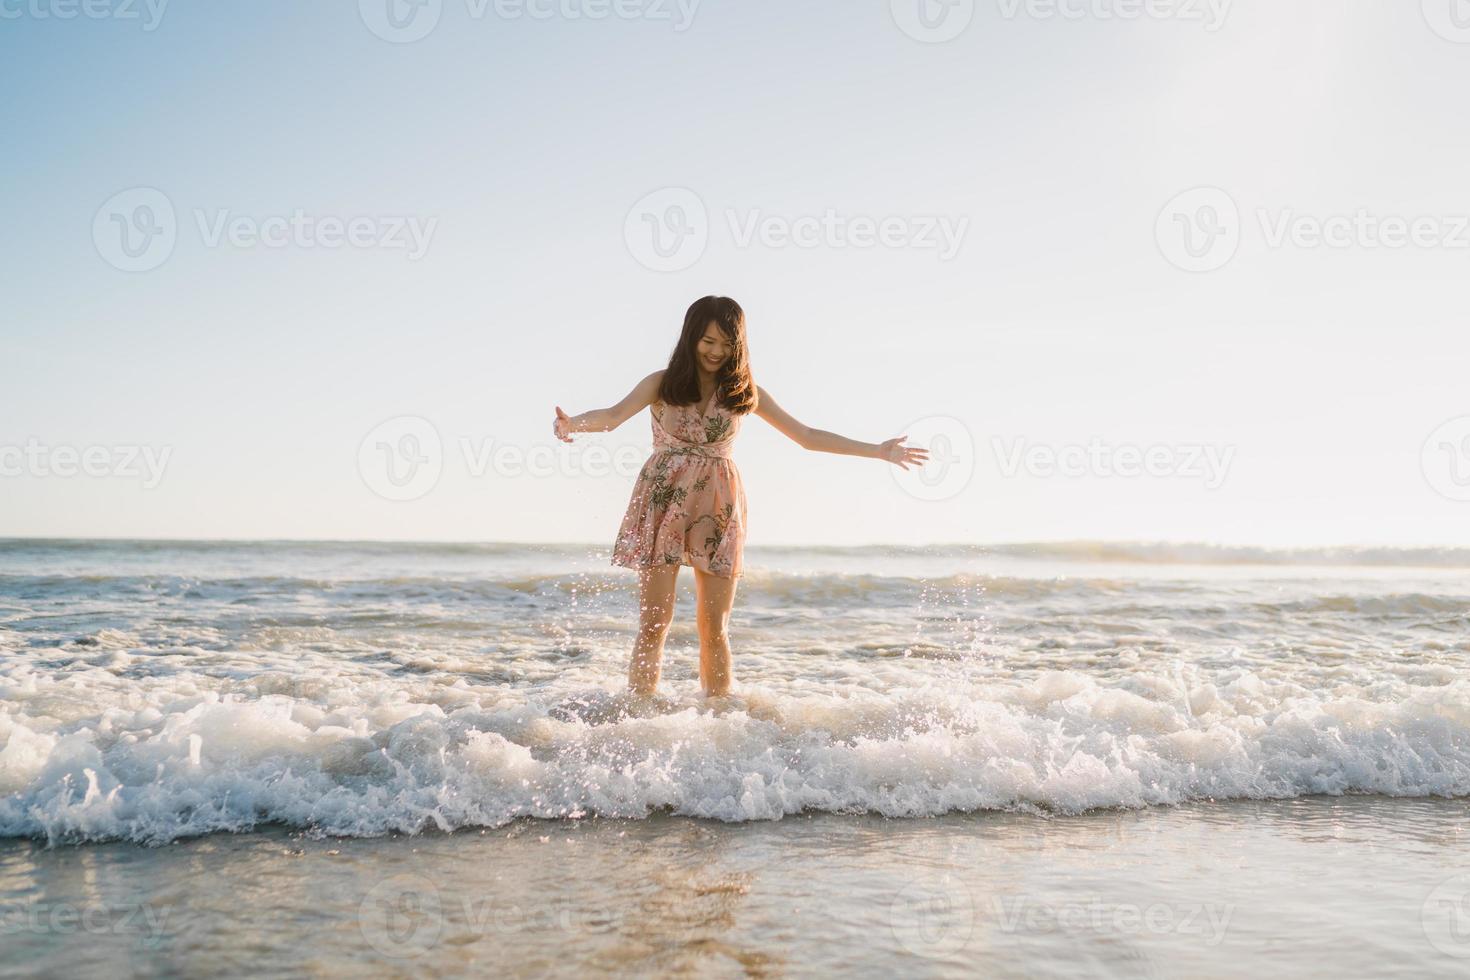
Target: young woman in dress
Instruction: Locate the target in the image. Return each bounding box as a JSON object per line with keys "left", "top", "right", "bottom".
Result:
{"left": 552, "top": 296, "right": 929, "bottom": 699}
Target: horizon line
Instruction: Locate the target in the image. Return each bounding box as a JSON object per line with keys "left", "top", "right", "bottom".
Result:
{"left": 0, "top": 534, "right": 1465, "bottom": 554}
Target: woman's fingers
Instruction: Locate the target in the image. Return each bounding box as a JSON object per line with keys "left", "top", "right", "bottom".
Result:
{"left": 892, "top": 441, "right": 929, "bottom": 468}
{"left": 882, "top": 436, "right": 932, "bottom": 469}
{"left": 553, "top": 407, "right": 574, "bottom": 443}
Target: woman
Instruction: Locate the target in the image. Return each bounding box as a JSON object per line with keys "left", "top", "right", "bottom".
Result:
{"left": 553, "top": 296, "right": 928, "bottom": 699}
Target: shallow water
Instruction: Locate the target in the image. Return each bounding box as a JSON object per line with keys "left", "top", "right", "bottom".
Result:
{"left": 1, "top": 539, "right": 1467, "bottom": 846}
{"left": 2, "top": 540, "right": 1470, "bottom": 846}
{"left": 2, "top": 797, "right": 1468, "bottom": 978}
{"left": 2, "top": 539, "right": 1470, "bottom": 974}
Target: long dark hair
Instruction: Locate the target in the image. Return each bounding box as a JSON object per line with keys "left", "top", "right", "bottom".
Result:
{"left": 657, "top": 296, "right": 757, "bottom": 415}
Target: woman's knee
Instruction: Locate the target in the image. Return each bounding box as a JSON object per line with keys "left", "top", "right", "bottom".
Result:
{"left": 697, "top": 612, "right": 730, "bottom": 644}
{"left": 639, "top": 617, "right": 671, "bottom": 639}
{"left": 639, "top": 606, "right": 674, "bottom": 638}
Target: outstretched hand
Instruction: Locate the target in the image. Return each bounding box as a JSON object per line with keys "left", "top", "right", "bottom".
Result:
{"left": 879, "top": 435, "right": 929, "bottom": 470}
{"left": 553, "top": 406, "right": 573, "bottom": 443}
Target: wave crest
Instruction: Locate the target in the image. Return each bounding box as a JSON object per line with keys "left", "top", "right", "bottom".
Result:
{"left": 3, "top": 671, "right": 1467, "bottom": 846}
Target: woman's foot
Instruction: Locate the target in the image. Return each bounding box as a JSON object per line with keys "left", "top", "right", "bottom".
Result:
{"left": 549, "top": 688, "right": 679, "bottom": 724}
{"left": 699, "top": 690, "right": 746, "bottom": 714}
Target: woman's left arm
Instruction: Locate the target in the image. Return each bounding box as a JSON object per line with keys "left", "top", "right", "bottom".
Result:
{"left": 754, "top": 386, "right": 930, "bottom": 469}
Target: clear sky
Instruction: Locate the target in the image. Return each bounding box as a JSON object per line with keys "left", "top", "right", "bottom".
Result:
{"left": 3, "top": 0, "right": 1469, "bottom": 547}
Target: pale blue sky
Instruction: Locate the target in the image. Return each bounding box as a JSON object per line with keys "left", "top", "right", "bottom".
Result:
{"left": 3, "top": 0, "right": 1469, "bottom": 547}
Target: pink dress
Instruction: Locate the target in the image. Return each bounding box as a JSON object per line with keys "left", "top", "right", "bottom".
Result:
{"left": 611, "top": 396, "right": 748, "bottom": 579}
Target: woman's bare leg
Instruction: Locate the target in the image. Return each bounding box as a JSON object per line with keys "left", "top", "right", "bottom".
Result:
{"left": 693, "top": 567, "right": 738, "bottom": 697}
{"left": 628, "top": 564, "right": 678, "bottom": 695}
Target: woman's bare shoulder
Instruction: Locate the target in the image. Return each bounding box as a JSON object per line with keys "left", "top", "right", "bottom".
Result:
{"left": 643, "top": 370, "right": 666, "bottom": 403}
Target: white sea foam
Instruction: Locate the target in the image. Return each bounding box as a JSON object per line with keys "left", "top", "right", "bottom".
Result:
{"left": 2, "top": 666, "right": 1468, "bottom": 845}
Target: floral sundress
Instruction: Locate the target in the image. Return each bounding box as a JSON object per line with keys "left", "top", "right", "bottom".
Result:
{"left": 611, "top": 395, "right": 748, "bottom": 579}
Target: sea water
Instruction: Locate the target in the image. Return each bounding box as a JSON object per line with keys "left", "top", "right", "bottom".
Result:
{"left": 0, "top": 539, "right": 1467, "bottom": 976}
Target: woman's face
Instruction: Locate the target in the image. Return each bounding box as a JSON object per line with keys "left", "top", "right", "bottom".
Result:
{"left": 696, "top": 322, "right": 732, "bottom": 374}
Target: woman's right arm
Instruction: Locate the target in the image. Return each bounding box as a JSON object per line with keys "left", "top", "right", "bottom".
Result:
{"left": 554, "top": 371, "right": 663, "bottom": 443}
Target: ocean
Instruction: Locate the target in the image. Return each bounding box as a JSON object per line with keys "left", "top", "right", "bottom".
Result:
{"left": 1, "top": 538, "right": 1468, "bottom": 977}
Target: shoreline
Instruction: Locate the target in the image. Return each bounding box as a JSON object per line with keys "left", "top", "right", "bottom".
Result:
{"left": 2, "top": 790, "right": 1466, "bottom": 851}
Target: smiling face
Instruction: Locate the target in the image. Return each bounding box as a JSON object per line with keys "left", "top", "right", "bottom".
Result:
{"left": 696, "top": 321, "right": 732, "bottom": 376}
{"left": 660, "top": 295, "right": 757, "bottom": 415}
